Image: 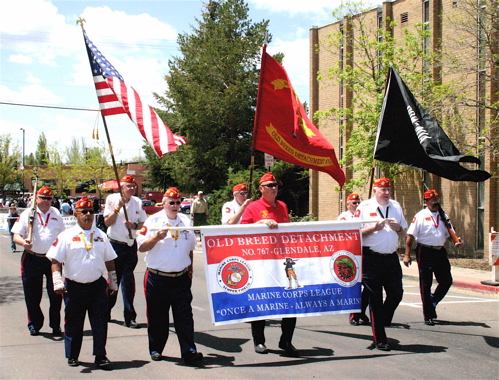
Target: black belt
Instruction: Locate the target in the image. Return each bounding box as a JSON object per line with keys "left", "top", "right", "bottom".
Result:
{"left": 147, "top": 267, "right": 188, "bottom": 277}
{"left": 26, "top": 250, "right": 46, "bottom": 258}
{"left": 363, "top": 247, "right": 394, "bottom": 255}
{"left": 109, "top": 238, "right": 129, "bottom": 245}
{"left": 419, "top": 243, "right": 443, "bottom": 250}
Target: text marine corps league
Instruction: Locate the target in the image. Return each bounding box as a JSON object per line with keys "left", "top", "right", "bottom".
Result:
{"left": 202, "top": 222, "right": 363, "bottom": 325}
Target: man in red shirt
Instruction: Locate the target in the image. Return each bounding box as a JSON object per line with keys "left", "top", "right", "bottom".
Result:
{"left": 241, "top": 172, "right": 298, "bottom": 357}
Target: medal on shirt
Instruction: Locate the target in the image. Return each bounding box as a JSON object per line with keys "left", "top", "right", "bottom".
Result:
{"left": 79, "top": 232, "right": 94, "bottom": 258}
{"left": 37, "top": 212, "right": 51, "bottom": 228}
{"left": 167, "top": 222, "right": 180, "bottom": 247}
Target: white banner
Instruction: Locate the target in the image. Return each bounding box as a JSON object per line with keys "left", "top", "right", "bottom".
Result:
{"left": 201, "top": 220, "right": 363, "bottom": 326}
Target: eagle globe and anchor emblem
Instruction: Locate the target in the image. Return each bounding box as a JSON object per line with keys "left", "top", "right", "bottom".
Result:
{"left": 217, "top": 256, "right": 253, "bottom": 294}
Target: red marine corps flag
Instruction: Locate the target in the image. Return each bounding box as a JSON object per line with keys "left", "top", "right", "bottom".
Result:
{"left": 83, "top": 30, "right": 187, "bottom": 157}
{"left": 253, "top": 48, "right": 345, "bottom": 187}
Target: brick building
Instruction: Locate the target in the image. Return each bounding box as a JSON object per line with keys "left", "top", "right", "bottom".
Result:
{"left": 309, "top": 0, "right": 498, "bottom": 256}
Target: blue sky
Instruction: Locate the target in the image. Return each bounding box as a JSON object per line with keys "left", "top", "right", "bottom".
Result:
{"left": 0, "top": 0, "right": 373, "bottom": 162}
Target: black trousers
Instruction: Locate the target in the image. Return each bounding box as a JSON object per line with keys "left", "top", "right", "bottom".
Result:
{"left": 251, "top": 318, "right": 296, "bottom": 346}
{"left": 144, "top": 270, "right": 197, "bottom": 357}
{"left": 64, "top": 277, "right": 109, "bottom": 359}
{"left": 362, "top": 248, "right": 403, "bottom": 344}
{"left": 108, "top": 241, "right": 138, "bottom": 323}
{"left": 415, "top": 244, "right": 452, "bottom": 320}
{"left": 21, "top": 251, "right": 62, "bottom": 331}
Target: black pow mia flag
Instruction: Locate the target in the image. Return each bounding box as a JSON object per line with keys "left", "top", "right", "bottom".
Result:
{"left": 374, "top": 65, "right": 491, "bottom": 182}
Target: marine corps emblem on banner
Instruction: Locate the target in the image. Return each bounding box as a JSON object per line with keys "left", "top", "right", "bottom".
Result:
{"left": 217, "top": 256, "right": 253, "bottom": 294}
{"left": 330, "top": 251, "right": 360, "bottom": 287}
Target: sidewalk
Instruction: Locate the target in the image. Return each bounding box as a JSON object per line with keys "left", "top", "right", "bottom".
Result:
{"left": 400, "top": 259, "right": 499, "bottom": 296}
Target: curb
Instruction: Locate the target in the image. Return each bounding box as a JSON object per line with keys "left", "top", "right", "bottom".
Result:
{"left": 403, "top": 273, "right": 499, "bottom": 296}
{"left": 452, "top": 280, "right": 499, "bottom": 296}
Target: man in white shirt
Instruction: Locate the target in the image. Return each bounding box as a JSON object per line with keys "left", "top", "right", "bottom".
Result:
{"left": 404, "top": 189, "right": 463, "bottom": 325}
{"left": 354, "top": 178, "right": 407, "bottom": 351}
{"left": 47, "top": 197, "right": 118, "bottom": 368}
{"left": 12, "top": 186, "right": 65, "bottom": 337}
{"left": 104, "top": 175, "right": 147, "bottom": 328}
{"left": 137, "top": 187, "right": 203, "bottom": 365}
{"left": 221, "top": 183, "right": 252, "bottom": 224}
{"left": 338, "top": 193, "right": 369, "bottom": 326}
{"left": 337, "top": 193, "right": 361, "bottom": 221}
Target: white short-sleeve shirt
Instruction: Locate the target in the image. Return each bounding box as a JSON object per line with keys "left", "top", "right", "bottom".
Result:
{"left": 11, "top": 206, "right": 65, "bottom": 254}
{"left": 47, "top": 225, "right": 117, "bottom": 283}
{"left": 407, "top": 208, "right": 449, "bottom": 246}
{"left": 104, "top": 193, "right": 147, "bottom": 242}
{"left": 354, "top": 197, "right": 407, "bottom": 254}
{"left": 137, "top": 211, "right": 196, "bottom": 272}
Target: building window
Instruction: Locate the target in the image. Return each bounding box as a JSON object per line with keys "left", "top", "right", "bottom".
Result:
{"left": 400, "top": 12, "right": 409, "bottom": 23}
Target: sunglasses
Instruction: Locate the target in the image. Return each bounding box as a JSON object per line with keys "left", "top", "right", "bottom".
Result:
{"left": 352, "top": 201, "right": 360, "bottom": 205}
{"left": 239, "top": 192, "right": 248, "bottom": 196}
{"left": 37, "top": 196, "right": 53, "bottom": 200}
{"left": 261, "top": 183, "right": 279, "bottom": 188}
{"left": 79, "top": 209, "right": 95, "bottom": 215}
{"left": 168, "top": 201, "right": 181, "bottom": 205}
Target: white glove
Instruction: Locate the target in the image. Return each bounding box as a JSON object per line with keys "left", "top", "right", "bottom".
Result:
{"left": 52, "top": 271, "right": 65, "bottom": 292}
{"left": 108, "top": 270, "right": 118, "bottom": 291}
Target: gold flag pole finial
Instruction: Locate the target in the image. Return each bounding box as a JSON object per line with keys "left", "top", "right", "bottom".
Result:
{"left": 76, "top": 18, "right": 86, "bottom": 32}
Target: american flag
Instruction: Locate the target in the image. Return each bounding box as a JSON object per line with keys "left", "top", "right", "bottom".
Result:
{"left": 84, "top": 32, "right": 187, "bottom": 156}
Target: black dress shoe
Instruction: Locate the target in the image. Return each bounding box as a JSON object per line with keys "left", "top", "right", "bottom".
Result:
{"left": 124, "top": 320, "right": 140, "bottom": 328}
{"left": 67, "top": 358, "right": 79, "bottom": 367}
{"left": 425, "top": 319, "right": 435, "bottom": 326}
{"left": 52, "top": 328, "right": 63, "bottom": 337}
{"left": 254, "top": 344, "right": 268, "bottom": 354}
{"left": 150, "top": 352, "right": 162, "bottom": 361}
{"left": 374, "top": 342, "right": 391, "bottom": 351}
{"left": 94, "top": 355, "right": 111, "bottom": 368}
{"left": 29, "top": 329, "right": 40, "bottom": 336}
{"left": 278, "top": 341, "right": 299, "bottom": 357}
{"left": 183, "top": 351, "right": 203, "bottom": 365}
{"left": 349, "top": 319, "right": 360, "bottom": 326}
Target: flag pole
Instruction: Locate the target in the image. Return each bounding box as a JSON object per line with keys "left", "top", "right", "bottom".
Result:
{"left": 248, "top": 33, "right": 269, "bottom": 197}
{"left": 77, "top": 19, "right": 133, "bottom": 239}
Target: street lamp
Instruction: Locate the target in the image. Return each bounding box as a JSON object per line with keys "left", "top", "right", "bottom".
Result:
{"left": 20, "top": 128, "right": 25, "bottom": 169}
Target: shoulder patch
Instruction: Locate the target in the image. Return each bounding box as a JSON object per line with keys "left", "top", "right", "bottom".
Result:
{"left": 140, "top": 226, "right": 148, "bottom": 235}
{"left": 52, "top": 237, "right": 59, "bottom": 247}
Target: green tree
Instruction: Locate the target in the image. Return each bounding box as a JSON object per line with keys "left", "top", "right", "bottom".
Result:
{"left": 35, "top": 132, "right": 49, "bottom": 165}
{"left": 25, "top": 153, "right": 36, "bottom": 166}
{"left": 0, "top": 133, "right": 21, "bottom": 199}
{"left": 45, "top": 145, "right": 79, "bottom": 197}
{"left": 65, "top": 137, "right": 85, "bottom": 165}
{"left": 76, "top": 145, "right": 114, "bottom": 197}
{"left": 156, "top": 0, "right": 269, "bottom": 193}
{"left": 441, "top": 0, "right": 499, "bottom": 158}
{"left": 315, "top": 0, "right": 464, "bottom": 189}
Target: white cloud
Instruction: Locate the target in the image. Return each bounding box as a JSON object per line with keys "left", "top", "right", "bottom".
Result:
{"left": 249, "top": 0, "right": 339, "bottom": 18}
{"left": 0, "top": 83, "right": 64, "bottom": 104}
{"left": 9, "top": 54, "right": 33, "bottom": 64}
{"left": 0, "top": 0, "right": 80, "bottom": 66}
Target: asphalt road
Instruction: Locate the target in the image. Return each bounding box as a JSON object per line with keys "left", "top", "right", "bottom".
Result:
{"left": 0, "top": 230, "right": 498, "bottom": 379}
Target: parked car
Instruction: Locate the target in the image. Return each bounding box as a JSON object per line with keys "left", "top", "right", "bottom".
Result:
{"left": 142, "top": 199, "right": 163, "bottom": 215}
{"left": 180, "top": 198, "right": 193, "bottom": 214}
